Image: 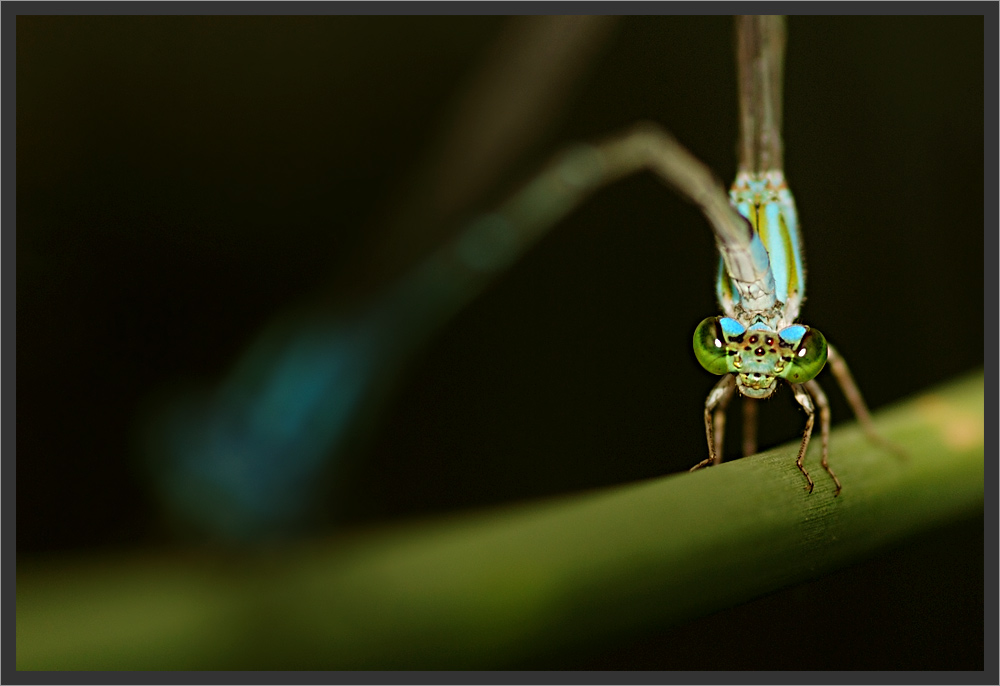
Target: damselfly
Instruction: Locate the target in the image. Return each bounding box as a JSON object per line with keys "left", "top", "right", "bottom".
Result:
{"left": 147, "top": 16, "right": 904, "bottom": 537}
{"left": 686, "top": 15, "right": 899, "bottom": 494}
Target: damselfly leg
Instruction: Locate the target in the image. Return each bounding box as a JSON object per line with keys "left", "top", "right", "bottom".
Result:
{"left": 691, "top": 375, "right": 737, "bottom": 471}
{"left": 827, "top": 344, "right": 907, "bottom": 459}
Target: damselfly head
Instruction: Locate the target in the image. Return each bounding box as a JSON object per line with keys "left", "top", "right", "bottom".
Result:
{"left": 693, "top": 317, "right": 828, "bottom": 395}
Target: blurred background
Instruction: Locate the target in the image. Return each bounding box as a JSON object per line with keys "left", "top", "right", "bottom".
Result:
{"left": 17, "top": 14, "right": 983, "bottom": 669}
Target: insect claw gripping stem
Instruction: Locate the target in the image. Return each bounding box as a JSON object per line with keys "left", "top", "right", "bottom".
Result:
{"left": 806, "top": 379, "right": 842, "bottom": 496}
{"left": 692, "top": 375, "right": 736, "bottom": 472}
{"left": 791, "top": 383, "right": 818, "bottom": 493}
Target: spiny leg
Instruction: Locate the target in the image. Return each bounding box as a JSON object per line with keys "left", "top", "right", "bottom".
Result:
{"left": 805, "top": 379, "right": 841, "bottom": 495}
{"left": 827, "top": 344, "right": 906, "bottom": 459}
{"left": 691, "top": 375, "right": 736, "bottom": 472}
{"left": 790, "top": 383, "right": 817, "bottom": 493}
{"left": 742, "top": 396, "right": 758, "bottom": 457}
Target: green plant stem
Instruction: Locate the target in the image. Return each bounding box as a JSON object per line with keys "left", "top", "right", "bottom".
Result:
{"left": 17, "top": 372, "right": 984, "bottom": 670}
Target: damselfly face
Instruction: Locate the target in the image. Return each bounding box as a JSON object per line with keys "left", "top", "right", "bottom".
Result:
{"left": 693, "top": 316, "right": 828, "bottom": 397}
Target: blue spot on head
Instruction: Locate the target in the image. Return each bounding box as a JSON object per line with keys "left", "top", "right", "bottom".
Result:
{"left": 719, "top": 317, "right": 746, "bottom": 337}
{"left": 778, "top": 324, "right": 807, "bottom": 346}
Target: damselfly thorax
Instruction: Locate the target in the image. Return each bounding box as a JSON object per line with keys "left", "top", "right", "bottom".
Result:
{"left": 723, "top": 170, "right": 803, "bottom": 330}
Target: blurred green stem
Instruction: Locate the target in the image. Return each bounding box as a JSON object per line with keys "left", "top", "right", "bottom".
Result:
{"left": 17, "top": 372, "right": 983, "bottom": 670}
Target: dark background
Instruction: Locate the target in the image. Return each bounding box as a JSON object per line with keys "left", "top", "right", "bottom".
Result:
{"left": 16, "top": 15, "right": 984, "bottom": 670}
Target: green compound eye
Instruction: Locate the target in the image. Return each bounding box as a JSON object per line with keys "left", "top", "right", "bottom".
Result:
{"left": 693, "top": 317, "right": 740, "bottom": 375}
{"left": 777, "top": 326, "right": 828, "bottom": 383}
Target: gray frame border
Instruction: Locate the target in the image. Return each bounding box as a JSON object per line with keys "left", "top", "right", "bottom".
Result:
{"left": 5, "top": 1, "right": 995, "bottom": 685}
